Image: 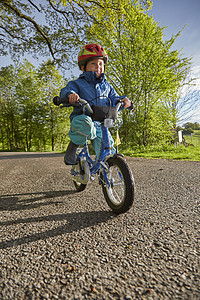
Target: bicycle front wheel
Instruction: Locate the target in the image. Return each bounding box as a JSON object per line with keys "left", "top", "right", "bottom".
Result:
{"left": 100, "top": 156, "right": 135, "bottom": 214}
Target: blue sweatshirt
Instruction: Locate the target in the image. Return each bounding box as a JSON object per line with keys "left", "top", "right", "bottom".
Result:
{"left": 60, "top": 71, "right": 125, "bottom": 121}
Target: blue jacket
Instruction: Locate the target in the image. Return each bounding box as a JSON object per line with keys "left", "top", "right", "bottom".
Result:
{"left": 60, "top": 71, "right": 126, "bottom": 121}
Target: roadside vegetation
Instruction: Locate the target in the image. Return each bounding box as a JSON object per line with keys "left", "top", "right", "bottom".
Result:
{"left": 122, "top": 125, "right": 200, "bottom": 161}
{"left": 123, "top": 143, "right": 200, "bottom": 161}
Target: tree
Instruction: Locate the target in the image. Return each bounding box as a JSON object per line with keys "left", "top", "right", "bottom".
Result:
{"left": 183, "top": 122, "right": 200, "bottom": 130}
{"left": 0, "top": 65, "right": 23, "bottom": 150}
{"left": 0, "top": 0, "right": 85, "bottom": 68}
{"left": 0, "top": 60, "right": 70, "bottom": 151}
{"left": 177, "top": 88, "right": 200, "bottom": 124}
{"left": 36, "top": 60, "right": 70, "bottom": 151}
{"left": 0, "top": 0, "right": 151, "bottom": 69}
{"left": 87, "top": 0, "right": 191, "bottom": 146}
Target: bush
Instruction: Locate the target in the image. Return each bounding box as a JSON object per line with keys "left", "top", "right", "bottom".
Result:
{"left": 183, "top": 128, "right": 194, "bottom": 135}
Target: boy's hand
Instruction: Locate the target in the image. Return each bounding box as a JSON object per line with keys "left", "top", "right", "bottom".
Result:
{"left": 121, "top": 98, "right": 131, "bottom": 108}
{"left": 68, "top": 93, "right": 79, "bottom": 104}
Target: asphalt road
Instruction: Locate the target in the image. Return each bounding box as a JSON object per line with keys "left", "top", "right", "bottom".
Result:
{"left": 0, "top": 152, "right": 199, "bottom": 299}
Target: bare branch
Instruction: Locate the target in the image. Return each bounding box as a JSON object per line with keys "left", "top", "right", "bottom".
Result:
{"left": 27, "top": 0, "right": 41, "bottom": 12}
{"left": 48, "top": 0, "right": 72, "bottom": 17}
{"left": 83, "top": 0, "right": 104, "bottom": 9}
{"left": 48, "top": 0, "right": 80, "bottom": 41}
{"left": 0, "top": 24, "right": 27, "bottom": 42}
{"left": 75, "top": 2, "right": 102, "bottom": 24}
{"left": 1, "top": 0, "right": 55, "bottom": 59}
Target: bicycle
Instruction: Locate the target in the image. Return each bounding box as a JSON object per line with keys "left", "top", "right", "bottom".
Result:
{"left": 53, "top": 96, "right": 135, "bottom": 214}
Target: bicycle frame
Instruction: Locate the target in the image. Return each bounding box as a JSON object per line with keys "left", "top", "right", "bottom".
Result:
{"left": 54, "top": 96, "right": 124, "bottom": 187}
{"left": 75, "top": 123, "right": 115, "bottom": 177}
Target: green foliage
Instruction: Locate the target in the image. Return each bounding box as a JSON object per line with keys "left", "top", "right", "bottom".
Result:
{"left": 183, "top": 128, "right": 194, "bottom": 135}
{"left": 86, "top": 0, "right": 191, "bottom": 147}
{"left": 0, "top": 60, "right": 70, "bottom": 151}
{"left": 0, "top": 0, "right": 88, "bottom": 68}
{"left": 0, "top": 0, "right": 193, "bottom": 153}
{"left": 183, "top": 122, "right": 200, "bottom": 130}
{"left": 0, "top": 0, "right": 153, "bottom": 69}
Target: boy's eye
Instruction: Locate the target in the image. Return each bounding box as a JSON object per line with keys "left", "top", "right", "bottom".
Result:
{"left": 89, "top": 61, "right": 103, "bottom": 67}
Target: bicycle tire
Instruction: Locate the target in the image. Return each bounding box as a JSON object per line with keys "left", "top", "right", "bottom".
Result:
{"left": 100, "top": 156, "right": 135, "bottom": 214}
{"left": 73, "top": 180, "right": 87, "bottom": 192}
{"left": 71, "top": 158, "right": 89, "bottom": 192}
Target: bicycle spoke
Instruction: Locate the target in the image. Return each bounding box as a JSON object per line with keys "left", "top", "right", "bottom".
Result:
{"left": 106, "top": 165, "right": 125, "bottom": 205}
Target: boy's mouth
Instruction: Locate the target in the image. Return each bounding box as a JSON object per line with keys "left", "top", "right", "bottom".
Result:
{"left": 96, "top": 71, "right": 102, "bottom": 77}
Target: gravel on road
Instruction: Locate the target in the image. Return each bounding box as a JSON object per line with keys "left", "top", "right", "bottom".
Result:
{"left": 0, "top": 152, "right": 199, "bottom": 299}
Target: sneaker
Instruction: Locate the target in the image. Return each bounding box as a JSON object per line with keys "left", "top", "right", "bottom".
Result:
{"left": 64, "top": 141, "right": 78, "bottom": 165}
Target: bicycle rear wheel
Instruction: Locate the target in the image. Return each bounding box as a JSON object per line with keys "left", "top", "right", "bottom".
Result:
{"left": 100, "top": 156, "right": 135, "bottom": 214}
{"left": 71, "top": 158, "right": 89, "bottom": 192}
{"left": 73, "top": 180, "right": 87, "bottom": 192}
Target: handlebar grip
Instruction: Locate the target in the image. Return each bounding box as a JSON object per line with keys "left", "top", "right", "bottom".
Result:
{"left": 53, "top": 96, "right": 62, "bottom": 106}
{"left": 53, "top": 96, "right": 81, "bottom": 108}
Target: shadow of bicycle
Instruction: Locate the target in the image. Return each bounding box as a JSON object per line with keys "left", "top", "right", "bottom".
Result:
{"left": 0, "top": 190, "right": 77, "bottom": 211}
{"left": 0, "top": 210, "right": 112, "bottom": 249}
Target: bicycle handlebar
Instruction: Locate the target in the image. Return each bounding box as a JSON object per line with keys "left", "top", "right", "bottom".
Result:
{"left": 53, "top": 96, "right": 125, "bottom": 114}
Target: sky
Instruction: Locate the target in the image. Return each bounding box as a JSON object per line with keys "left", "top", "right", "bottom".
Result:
{"left": 0, "top": 0, "right": 200, "bottom": 123}
{"left": 150, "top": 0, "right": 200, "bottom": 69}
{"left": 149, "top": 0, "right": 200, "bottom": 124}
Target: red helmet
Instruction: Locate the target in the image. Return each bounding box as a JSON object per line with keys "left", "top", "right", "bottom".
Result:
{"left": 78, "top": 44, "right": 108, "bottom": 69}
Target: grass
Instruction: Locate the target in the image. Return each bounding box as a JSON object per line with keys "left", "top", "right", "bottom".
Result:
{"left": 120, "top": 130, "right": 200, "bottom": 161}
{"left": 183, "top": 130, "right": 200, "bottom": 148}
{"left": 121, "top": 143, "right": 200, "bottom": 161}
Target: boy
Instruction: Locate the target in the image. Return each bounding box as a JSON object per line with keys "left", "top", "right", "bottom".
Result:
{"left": 60, "top": 43, "right": 131, "bottom": 165}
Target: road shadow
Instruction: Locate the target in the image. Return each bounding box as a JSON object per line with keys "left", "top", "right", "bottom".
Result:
{"left": 0, "top": 210, "right": 113, "bottom": 249}
{"left": 0, "top": 152, "right": 63, "bottom": 160}
{"left": 0, "top": 190, "right": 76, "bottom": 211}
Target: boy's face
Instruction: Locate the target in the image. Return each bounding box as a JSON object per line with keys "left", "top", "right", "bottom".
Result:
{"left": 81, "top": 58, "right": 105, "bottom": 78}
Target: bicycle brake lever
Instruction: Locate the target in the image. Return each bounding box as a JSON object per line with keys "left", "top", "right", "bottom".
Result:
{"left": 116, "top": 99, "right": 133, "bottom": 111}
